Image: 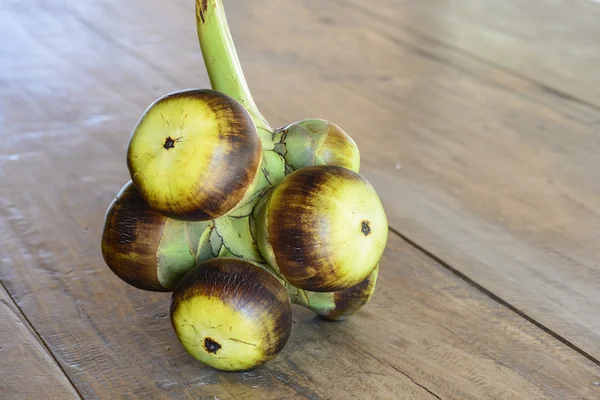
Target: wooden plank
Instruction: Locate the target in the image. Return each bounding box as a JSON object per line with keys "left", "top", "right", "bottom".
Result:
{"left": 1, "top": 0, "right": 599, "bottom": 398}
{"left": 1, "top": 171, "right": 600, "bottom": 399}
{"left": 55, "top": 0, "right": 600, "bottom": 360}
{"left": 0, "top": 284, "right": 81, "bottom": 399}
{"left": 341, "top": 0, "right": 600, "bottom": 108}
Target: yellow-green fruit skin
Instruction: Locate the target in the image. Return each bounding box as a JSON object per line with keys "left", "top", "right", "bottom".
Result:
{"left": 170, "top": 258, "right": 292, "bottom": 371}
{"left": 255, "top": 165, "right": 388, "bottom": 292}
{"left": 276, "top": 119, "right": 360, "bottom": 173}
{"left": 127, "top": 89, "right": 262, "bottom": 221}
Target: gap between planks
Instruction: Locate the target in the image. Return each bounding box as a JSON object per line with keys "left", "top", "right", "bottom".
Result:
{"left": 338, "top": 0, "right": 600, "bottom": 113}
{"left": 326, "top": 0, "right": 600, "bottom": 368}
{"left": 388, "top": 226, "right": 600, "bottom": 368}
{"left": 50, "top": 0, "right": 600, "bottom": 375}
{"left": 0, "top": 279, "right": 84, "bottom": 400}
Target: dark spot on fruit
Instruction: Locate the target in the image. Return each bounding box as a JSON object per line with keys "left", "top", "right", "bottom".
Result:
{"left": 361, "top": 220, "right": 371, "bottom": 236}
{"left": 164, "top": 136, "right": 175, "bottom": 150}
{"left": 203, "top": 337, "right": 221, "bottom": 354}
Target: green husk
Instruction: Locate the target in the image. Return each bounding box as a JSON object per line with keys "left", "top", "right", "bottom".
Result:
{"left": 156, "top": 219, "right": 198, "bottom": 289}
{"left": 195, "top": 223, "right": 214, "bottom": 265}
{"left": 209, "top": 223, "right": 224, "bottom": 257}
{"left": 213, "top": 216, "right": 263, "bottom": 262}
{"left": 155, "top": 208, "right": 378, "bottom": 318}
{"left": 226, "top": 149, "right": 286, "bottom": 218}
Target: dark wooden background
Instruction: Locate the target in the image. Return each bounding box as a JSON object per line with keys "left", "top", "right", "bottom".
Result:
{"left": 1, "top": 0, "right": 599, "bottom": 398}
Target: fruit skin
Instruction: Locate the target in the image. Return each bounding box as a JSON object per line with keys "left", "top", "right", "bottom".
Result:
{"left": 170, "top": 258, "right": 292, "bottom": 371}
{"left": 101, "top": 181, "right": 208, "bottom": 291}
{"left": 102, "top": 179, "right": 379, "bottom": 317}
{"left": 293, "top": 264, "right": 379, "bottom": 321}
{"left": 127, "top": 88, "right": 262, "bottom": 221}
{"left": 274, "top": 119, "right": 360, "bottom": 173}
{"left": 255, "top": 165, "right": 388, "bottom": 292}
{"left": 101, "top": 181, "right": 172, "bottom": 291}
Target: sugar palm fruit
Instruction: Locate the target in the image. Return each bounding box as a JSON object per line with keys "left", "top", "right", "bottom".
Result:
{"left": 274, "top": 119, "right": 360, "bottom": 173}
{"left": 126, "top": 89, "right": 262, "bottom": 221}
{"left": 170, "top": 258, "right": 292, "bottom": 371}
{"left": 254, "top": 165, "right": 388, "bottom": 292}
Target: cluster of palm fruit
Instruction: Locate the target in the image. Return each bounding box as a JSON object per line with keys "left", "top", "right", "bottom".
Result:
{"left": 100, "top": 0, "right": 388, "bottom": 372}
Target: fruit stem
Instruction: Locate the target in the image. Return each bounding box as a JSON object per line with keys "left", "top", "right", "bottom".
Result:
{"left": 195, "top": 0, "right": 271, "bottom": 133}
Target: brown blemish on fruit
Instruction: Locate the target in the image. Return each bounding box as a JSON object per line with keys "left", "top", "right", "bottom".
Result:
{"left": 361, "top": 220, "right": 371, "bottom": 236}
{"left": 100, "top": 181, "right": 169, "bottom": 292}
{"left": 204, "top": 337, "right": 221, "bottom": 353}
{"left": 163, "top": 136, "right": 175, "bottom": 150}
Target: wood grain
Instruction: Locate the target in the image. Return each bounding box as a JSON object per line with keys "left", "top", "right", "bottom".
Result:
{"left": 341, "top": 0, "right": 600, "bottom": 108}
{"left": 1, "top": 0, "right": 600, "bottom": 398}
{"left": 0, "top": 284, "right": 81, "bottom": 400}
{"left": 2, "top": 170, "right": 600, "bottom": 400}
{"left": 52, "top": 0, "right": 600, "bottom": 361}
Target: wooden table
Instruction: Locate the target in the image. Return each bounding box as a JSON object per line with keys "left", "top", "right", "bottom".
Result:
{"left": 2, "top": 0, "right": 599, "bottom": 398}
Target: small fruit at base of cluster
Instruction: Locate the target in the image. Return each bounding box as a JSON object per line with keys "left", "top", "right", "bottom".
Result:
{"left": 170, "top": 258, "right": 292, "bottom": 371}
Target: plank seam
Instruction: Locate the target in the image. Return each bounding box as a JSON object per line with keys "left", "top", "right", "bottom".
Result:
{"left": 387, "top": 227, "right": 600, "bottom": 368}
{"left": 0, "top": 279, "right": 85, "bottom": 400}
{"left": 340, "top": 0, "right": 600, "bottom": 113}
{"left": 60, "top": 0, "right": 600, "bottom": 370}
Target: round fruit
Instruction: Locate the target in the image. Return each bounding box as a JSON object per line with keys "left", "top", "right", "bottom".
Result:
{"left": 170, "top": 258, "right": 292, "bottom": 371}
{"left": 127, "top": 89, "right": 262, "bottom": 221}
{"left": 255, "top": 165, "right": 388, "bottom": 292}
{"left": 275, "top": 119, "right": 360, "bottom": 172}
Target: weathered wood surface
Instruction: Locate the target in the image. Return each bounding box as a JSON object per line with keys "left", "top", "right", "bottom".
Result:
{"left": 2, "top": 197, "right": 600, "bottom": 399}
{"left": 342, "top": 0, "right": 600, "bottom": 107}
{"left": 0, "top": 284, "right": 81, "bottom": 399}
{"left": 1, "top": 0, "right": 600, "bottom": 398}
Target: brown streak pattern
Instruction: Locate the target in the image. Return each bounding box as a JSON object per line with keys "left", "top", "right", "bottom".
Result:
{"left": 267, "top": 166, "right": 369, "bottom": 291}
{"left": 170, "top": 258, "right": 292, "bottom": 358}
{"left": 101, "top": 181, "right": 168, "bottom": 291}
{"left": 126, "top": 89, "right": 262, "bottom": 221}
